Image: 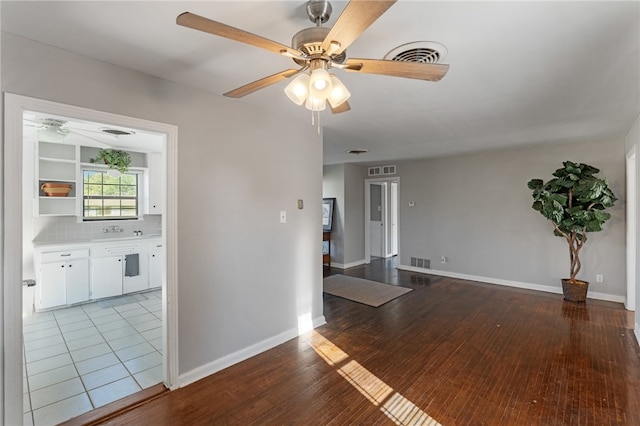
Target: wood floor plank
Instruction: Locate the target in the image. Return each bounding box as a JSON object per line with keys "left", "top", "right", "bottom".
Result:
{"left": 99, "top": 259, "right": 640, "bottom": 425}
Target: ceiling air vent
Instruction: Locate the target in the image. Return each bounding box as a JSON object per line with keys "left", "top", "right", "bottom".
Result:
{"left": 384, "top": 41, "right": 447, "bottom": 64}
{"left": 100, "top": 128, "right": 136, "bottom": 136}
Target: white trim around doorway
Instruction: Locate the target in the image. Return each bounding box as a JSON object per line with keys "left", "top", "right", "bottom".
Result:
{"left": 364, "top": 177, "right": 400, "bottom": 264}
{"left": 2, "top": 94, "right": 179, "bottom": 425}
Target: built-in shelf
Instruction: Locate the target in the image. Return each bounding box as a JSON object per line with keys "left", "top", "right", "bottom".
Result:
{"left": 36, "top": 141, "right": 79, "bottom": 216}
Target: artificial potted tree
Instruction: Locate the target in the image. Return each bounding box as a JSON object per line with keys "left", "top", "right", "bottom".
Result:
{"left": 527, "top": 161, "right": 617, "bottom": 302}
{"left": 91, "top": 148, "right": 131, "bottom": 176}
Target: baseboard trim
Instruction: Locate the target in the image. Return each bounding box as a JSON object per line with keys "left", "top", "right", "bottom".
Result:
{"left": 397, "top": 265, "right": 626, "bottom": 304}
{"left": 178, "top": 315, "right": 326, "bottom": 388}
{"left": 331, "top": 259, "right": 367, "bottom": 269}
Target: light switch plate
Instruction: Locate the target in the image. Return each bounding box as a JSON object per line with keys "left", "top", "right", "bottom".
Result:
{"left": 297, "top": 199, "right": 304, "bottom": 210}
{"left": 280, "top": 211, "right": 286, "bottom": 223}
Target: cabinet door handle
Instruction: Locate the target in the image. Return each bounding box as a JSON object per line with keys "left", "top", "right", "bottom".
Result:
{"left": 68, "top": 264, "right": 73, "bottom": 268}
{"left": 61, "top": 265, "right": 65, "bottom": 268}
{"left": 61, "top": 253, "right": 71, "bottom": 257}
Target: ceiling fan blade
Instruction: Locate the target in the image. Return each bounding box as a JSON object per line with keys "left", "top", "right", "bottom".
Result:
{"left": 224, "top": 69, "right": 300, "bottom": 98}
{"left": 344, "top": 58, "right": 449, "bottom": 81}
{"left": 321, "top": 0, "right": 396, "bottom": 55}
{"left": 177, "top": 12, "right": 303, "bottom": 57}
{"left": 330, "top": 101, "right": 351, "bottom": 114}
{"left": 67, "top": 131, "right": 112, "bottom": 148}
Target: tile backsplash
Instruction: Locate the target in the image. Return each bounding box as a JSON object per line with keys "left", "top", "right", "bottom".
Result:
{"left": 32, "top": 215, "right": 162, "bottom": 244}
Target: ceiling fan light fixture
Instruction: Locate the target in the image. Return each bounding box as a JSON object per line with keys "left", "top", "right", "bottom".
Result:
{"left": 328, "top": 75, "right": 351, "bottom": 108}
{"left": 284, "top": 73, "right": 310, "bottom": 105}
{"left": 309, "top": 68, "right": 332, "bottom": 99}
{"left": 305, "top": 96, "right": 327, "bottom": 111}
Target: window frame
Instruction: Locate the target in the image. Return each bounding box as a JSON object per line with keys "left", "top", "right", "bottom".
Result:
{"left": 81, "top": 167, "right": 143, "bottom": 221}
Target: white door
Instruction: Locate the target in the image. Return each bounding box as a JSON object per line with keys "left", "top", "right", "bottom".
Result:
{"left": 91, "top": 256, "right": 123, "bottom": 299}
{"left": 39, "top": 262, "right": 67, "bottom": 309}
{"left": 370, "top": 183, "right": 384, "bottom": 257}
{"left": 66, "top": 259, "right": 89, "bottom": 305}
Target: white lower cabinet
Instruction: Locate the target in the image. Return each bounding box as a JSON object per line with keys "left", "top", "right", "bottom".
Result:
{"left": 91, "top": 256, "right": 123, "bottom": 299}
{"left": 149, "top": 242, "right": 163, "bottom": 289}
{"left": 35, "top": 238, "right": 161, "bottom": 310}
{"left": 66, "top": 259, "right": 90, "bottom": 304}
{"left": 37, "top": 249, "right": 90, "bottom": 310}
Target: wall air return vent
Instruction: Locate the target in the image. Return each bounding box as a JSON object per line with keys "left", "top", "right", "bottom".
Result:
{"left": 369, "top": 165, "right": 396, "bottom": 176}
{"left": 411, "top": 257, "right": 431, "bottom": 270}
{"left": 368, "top": 166, "right": 382, "bottom": 176}
{"left": 382, "top": 165, "right": 396, "bottom": 175}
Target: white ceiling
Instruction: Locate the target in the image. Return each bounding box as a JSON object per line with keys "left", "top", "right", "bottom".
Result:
{"left": 3, "top": 1, "right": 639, "bottom": 165}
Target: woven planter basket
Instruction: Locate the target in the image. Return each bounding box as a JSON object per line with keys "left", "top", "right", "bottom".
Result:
{"left": 561, "top": 279, "right": 589, "bottom": 303}
{"left": 41, "top": 183, "right": 72, "bottom": 197}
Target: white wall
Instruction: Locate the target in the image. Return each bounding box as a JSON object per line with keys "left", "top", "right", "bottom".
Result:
{"left": 398, "top": 138, "right": 626, "bottom": 299}
{"left": 322, "top": 163, "right": 367, "bottom": 268}
{"left": 2, "top": 33, "right": 323, "bottom": 378}
{"left": 322, "top": 164, "right": 345, "bottom": 265}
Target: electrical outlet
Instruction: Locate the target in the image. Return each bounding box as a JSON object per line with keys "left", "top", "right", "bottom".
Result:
{"left": 596, "top": 274, "right": 604, "bottom": 283}
{"left": 440, "top": 256, "right": 447, "bottom": 264}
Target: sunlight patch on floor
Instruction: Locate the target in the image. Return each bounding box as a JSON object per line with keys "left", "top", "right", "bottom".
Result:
{"left": 310, "top": 331, "right": 441, "bottom": 426}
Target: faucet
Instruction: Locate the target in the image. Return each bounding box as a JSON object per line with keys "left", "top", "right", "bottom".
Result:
{"left": 103, "top": 225, "right": 123, "bottom": 233}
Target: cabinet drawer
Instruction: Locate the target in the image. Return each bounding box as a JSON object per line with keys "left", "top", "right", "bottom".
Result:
{"left": 41, "top": 249, "right": 89, "bottom": 263}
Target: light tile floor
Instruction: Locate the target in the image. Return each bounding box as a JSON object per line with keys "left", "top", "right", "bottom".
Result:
{"left": 22, "top": 290, "right": 163, "bottom": 426}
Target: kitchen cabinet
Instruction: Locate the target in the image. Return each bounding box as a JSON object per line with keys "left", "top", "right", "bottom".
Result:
{"left": 37, "top": 249, "right": 89, "bottom": 310}
{"left": 145, "top": 152, "right": 163, "bottom": 214}
{"left": 35, "top": 238, "right": 160, "bottom": 310}
{"left": 149, "top": 241, "right": 164, "bottom": 289}
{"left": 91, "top": 242, "right": 149, "bottom": 296}
{"left": 91, "top": 256, "right": 123, "bottom": 299}
{"left": 36, "top": 141, "right": 79, "bottom": 216}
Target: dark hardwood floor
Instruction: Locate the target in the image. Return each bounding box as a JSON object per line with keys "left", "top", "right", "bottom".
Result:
{"left": 100, "top": 258, "right": 640, "bottom": 425}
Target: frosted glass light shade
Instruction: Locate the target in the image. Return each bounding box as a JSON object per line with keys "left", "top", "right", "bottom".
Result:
{"left": 309, "top": 68, "right": 332, "bottom": 99}
{"left": 284, "top": 73, "right": 310, "bottom": 105}
{"left": 305, "top": 96, "right": 327, "bottom": 111}
{"left": 328, "top": 75, "right": 351, "bottom": 108}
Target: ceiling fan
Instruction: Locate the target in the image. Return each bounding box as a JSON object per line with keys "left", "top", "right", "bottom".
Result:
{"left": 176, "top": 0, "right": 449, "bottom": 114}
{"left": 24, "top": 117, "right": 132, "bottom": 148}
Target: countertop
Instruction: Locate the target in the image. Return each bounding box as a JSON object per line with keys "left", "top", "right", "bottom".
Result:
{"left": 33, "top": 234, "right": 162, "bottom": 248}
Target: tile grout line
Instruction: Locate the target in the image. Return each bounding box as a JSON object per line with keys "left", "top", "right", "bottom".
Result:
{"left": 24, "top": 290, "right": 163, "bottom": 423}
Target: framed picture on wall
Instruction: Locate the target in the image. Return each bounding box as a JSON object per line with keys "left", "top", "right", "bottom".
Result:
{"left": 322, "top": 198, "right": 335, "bottom": 232}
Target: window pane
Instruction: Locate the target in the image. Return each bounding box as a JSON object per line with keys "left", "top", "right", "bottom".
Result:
{"left": 120, "top": 175, "right": 136, "bottom": 185}
{"left": 121, "top": 186, "right": 137, "bottom": 197}
{"left": 83, "top": 170, "right": 138, "bottom": 220}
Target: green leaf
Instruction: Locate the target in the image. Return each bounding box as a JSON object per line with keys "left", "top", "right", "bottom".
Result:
{"left": 527, "top": 179, "right": 543, "bottom": 190}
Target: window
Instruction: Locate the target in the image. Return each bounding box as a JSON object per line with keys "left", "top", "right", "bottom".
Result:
{"left": 83, "top": 170, "right": 139, "bottom": 220}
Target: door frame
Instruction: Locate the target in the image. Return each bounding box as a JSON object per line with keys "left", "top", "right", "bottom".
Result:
{"left": 626, "top": 146, "right": 637, "bottom": 311}
{"left": 364, "top": 177, "right": 400, "bottom": 264}
{"left": 3, "top": 94, "right": 180, "bottom": 424}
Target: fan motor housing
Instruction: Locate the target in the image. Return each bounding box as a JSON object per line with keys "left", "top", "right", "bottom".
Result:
{"left": 291, "top": 27, "right": 346, "bottom": 65}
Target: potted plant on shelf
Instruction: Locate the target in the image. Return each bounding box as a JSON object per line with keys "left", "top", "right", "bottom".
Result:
{"left": 91, "top": 149, "right": 131, "bottom": 176}
{"left": 527, "top": 161, "right": 617, "bottom": 302}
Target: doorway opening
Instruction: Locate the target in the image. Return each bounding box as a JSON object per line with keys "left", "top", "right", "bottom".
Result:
{"left": 364, "top": 177, "right": 400, "bottom": 264}
{"left": 3, "top": 94, "right": 178, "bottom": 425}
